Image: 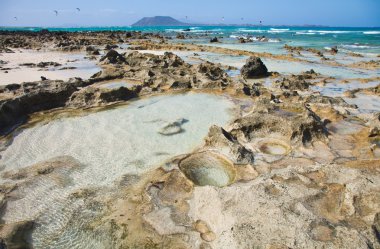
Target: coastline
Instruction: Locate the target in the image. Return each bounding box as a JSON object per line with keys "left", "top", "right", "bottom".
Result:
{"left": 0, "top": 28, "right": 380, "bottom": 248}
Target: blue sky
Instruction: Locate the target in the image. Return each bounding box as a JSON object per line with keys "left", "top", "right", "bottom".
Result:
{"left": 0, "top": 0, "right": 379, "bottom": 27}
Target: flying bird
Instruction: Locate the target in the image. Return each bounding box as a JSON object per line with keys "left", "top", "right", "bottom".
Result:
{"left": 14, "top": 17, "right": 18, "bottom": 21}
{"left": 185, "top": 16, "right": 188, "bottom": 19}
{"left": 54, "top": 10, "right": 58, "bottom": 16}
{"left": 222, "top": 17, "right": 225, "bottom": 21}
{"left": 76, "top": 8, "right": 80, "bottom": 11}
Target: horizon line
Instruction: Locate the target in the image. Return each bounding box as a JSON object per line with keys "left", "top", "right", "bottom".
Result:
{"left": 1, "top": 25, "right": 380, "bottom": 29}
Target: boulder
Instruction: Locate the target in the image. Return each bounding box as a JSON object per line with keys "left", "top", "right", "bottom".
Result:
{"left": 100, "top": 49, "right": 125, "bottom": 64}
{"left": 240, "top": 56, "right": 268, "bottom": 78}
{"left": 210, "top": 37, "right": 219, "bottom": 43}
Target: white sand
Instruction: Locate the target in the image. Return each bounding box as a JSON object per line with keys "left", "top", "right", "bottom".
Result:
{"left": 0, "top": 49, "right": 100, "bottom": 85}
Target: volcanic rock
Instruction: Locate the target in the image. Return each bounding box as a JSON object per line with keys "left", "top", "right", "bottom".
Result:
{"left": 240, "top": 56, "right": 268, "bottom": 78}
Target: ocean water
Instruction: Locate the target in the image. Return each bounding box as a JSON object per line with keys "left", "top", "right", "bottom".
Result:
{"left": 1, "top": 26, "right": 380, "bottom": 54}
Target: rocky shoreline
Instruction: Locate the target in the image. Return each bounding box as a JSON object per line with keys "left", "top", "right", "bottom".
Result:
{"left": 0, "top": 31, "right": 379, "bottom": 249}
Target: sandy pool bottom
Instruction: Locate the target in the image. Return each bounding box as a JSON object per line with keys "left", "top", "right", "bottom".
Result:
{"left": 0, "top": 92, "right": 235, "bottom": 248}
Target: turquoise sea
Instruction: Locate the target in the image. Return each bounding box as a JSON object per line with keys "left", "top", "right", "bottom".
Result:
{"left": 1, "top": 26, "right": 380, "bottom": 54}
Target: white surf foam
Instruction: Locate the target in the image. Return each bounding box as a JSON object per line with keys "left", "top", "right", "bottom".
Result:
{"left": 363, "top": 31, "right": 380, "bottom": 35}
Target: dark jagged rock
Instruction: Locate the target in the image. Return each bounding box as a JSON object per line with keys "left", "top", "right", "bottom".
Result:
{"left": 373, "top": 213, "right": 380, "bottom": 243}
{"left": 242, "top": 83, "right": 261, "bottom": 97}
{"left": 170, "top": 81, "right": 192, "bottom": 89}
{"left": 274, "top": 75, "right": 310, "bottom": 91}
{"left": 273, "top": 70, "right": 320, "bottom": 91}
{"left": 37, "top": 61, "right": 61, "bottom": 68}
{"left": 122, "top": 51, "right": 231, "bottom": 90}
{"left": 193, "top": 62, "right": 230, "bottom": 88}
{"left": 67, "top": 86, "right": 140, "bottom": 108}
{"left": 229, "top": 103, "right": 328, "bottom": 146}
{"left": 19, "top": 61, "right": 61, "bottom": 68}
{"left": 210, "top": 37, "right": 219, "bottom": 43}
{"left": 204, "top": 125, "right": 255, "bottom": 164}
{"left": 0, "top": 78, "right": 88, "bottom": 135}
{"left": 124, "top": 51, "right": 185, "bottom": 68}
{"left": 86, "top": 46, "right": 100, "bottom": 55}
{"left": 100, "top": 49, "right": 125, "bottom": 64}
{"left": 105, "top": 44, "right": 118, "bottom": 50}
{"left": 240, "top": 56, "right": 268, "bottom": 78}
{"left": 89, "top": 68, "right": 125, "bottom": 82}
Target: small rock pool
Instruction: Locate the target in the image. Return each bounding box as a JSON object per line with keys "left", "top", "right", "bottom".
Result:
{"left": 0, "top": 92, "right": 235, "bottom": 248}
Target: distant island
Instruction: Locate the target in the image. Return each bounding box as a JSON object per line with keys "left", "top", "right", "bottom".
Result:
{"left": 131, "top": 16, "right": 330, "bottom": 28}
{"left": 132, "top": 16, "right": 190, "bottom": 27}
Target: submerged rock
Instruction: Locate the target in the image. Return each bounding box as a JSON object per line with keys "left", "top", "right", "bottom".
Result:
{"left": 240, "top": 56, "right": 268, "bottom": 78}
{"left": 201, "top": 231, "right": 216, "bottom": 242}
{"left": 158, "top": 118, "right": 188, "bottom": 136}
{"left": 2, "top": 156, "right": 82, "bottom": 181}
{"left": 346, "top": 83, "right": 380, "bottom": 97}
{"left": 0, "top": 221, "right": 34, "bottom": 249}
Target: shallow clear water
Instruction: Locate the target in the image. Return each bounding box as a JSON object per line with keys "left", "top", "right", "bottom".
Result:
{"left": 261, "top": 58, "right": 378, "bottom": 79}
{"left": 326, "top": 120, "right": 365, "bottom": 135}
{"left": 312, "top": 81, "right": 380, "bottom": 97}
{"left": 344, "top": 93, "right": 380, "bottom": 113}
{"left": 189, "top": 167, "right": 232, "bottom": 187}
{"left": 0, "top": 92, "right": 234, "bottom": 248}
{"left": 96, "top": 81, "right": 136, "bottom": 89}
